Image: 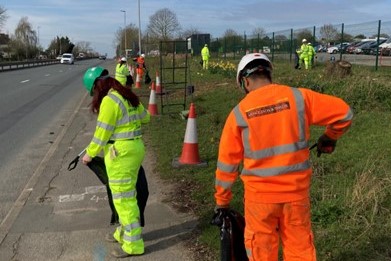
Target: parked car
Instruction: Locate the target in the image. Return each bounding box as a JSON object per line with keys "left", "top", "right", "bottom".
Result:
{"left": 379, "top": 38, "right": 391, "bottom": 49}
{"left": 60, "top": 53, "right": 74, "bottom": 64}
{"left": 353, "top": 41, "right": 375, "bottom": 54}
{"left": 346, "top": 41, "right": 370, "bottom": 54}
{"left": 380, "top": 48, "right": 391, "bottom": 56}
{"left": 98, "top": 55, "right": 106, "bottom": 60}
{"left": 314, "top": 44, "right": 326, "bottom": 52}
{"left": 361, "top": 39, "right": 387, "bottom": 55}
{"left": 327, "top": 42, "right": 350, "bottom": 54}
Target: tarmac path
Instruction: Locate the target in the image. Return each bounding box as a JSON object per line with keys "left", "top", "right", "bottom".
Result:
{"left": 0, "top": 88, "right": 198, "bottom": 260}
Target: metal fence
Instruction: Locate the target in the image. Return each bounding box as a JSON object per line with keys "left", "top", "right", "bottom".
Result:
{"left": 0, "top": 59, "right": 60, "bottom": 72}
{"left": 207, "top": 20, "right": 391, "bottom": 70}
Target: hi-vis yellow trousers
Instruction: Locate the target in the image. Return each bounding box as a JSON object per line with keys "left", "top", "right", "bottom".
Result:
{"left": 104, "top": 139, "right": 145, "bottom": 255}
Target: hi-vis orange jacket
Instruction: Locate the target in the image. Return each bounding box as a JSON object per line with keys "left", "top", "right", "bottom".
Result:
{"left": 215, "top": 84, "right": 353, "bottom": 206}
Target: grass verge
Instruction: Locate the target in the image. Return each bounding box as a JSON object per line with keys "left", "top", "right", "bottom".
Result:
{"left": 136, "top": 57, "right": 391, "bottom": 261}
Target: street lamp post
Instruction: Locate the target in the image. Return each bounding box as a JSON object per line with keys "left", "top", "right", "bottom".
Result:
{"left": 37, "top": 26, "right": 40, "bottom": 58}
{"left": 138, "top": 0, "right": 141, "bottom": 54}
{"left": 120, "top": 10, "right": 127, "bottom": 57}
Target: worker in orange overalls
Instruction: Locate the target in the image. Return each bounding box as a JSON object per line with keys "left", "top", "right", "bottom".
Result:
{"left": 135, "top": 54, "right": 146, "bottom": 80}
{"left": 214, "top": 53, "right": 353, "bottom": 261}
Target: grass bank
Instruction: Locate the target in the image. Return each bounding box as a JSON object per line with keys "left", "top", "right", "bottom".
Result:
{"left": 136, "top": 57, "right": 391, "bottom": 261}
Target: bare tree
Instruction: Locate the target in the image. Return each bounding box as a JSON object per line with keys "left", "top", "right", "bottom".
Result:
{"left": 319, "top": 24, "right": 338, "bottom": 43}
{"left": 0, "top": 5, "right": 8, "bottom": 31}
{"left": 251, "top": 27, "right": 266, "bottom": 38}
{"left": 295, "top": 29, "right": 313, "bottom": 43}
{"left": 12, "top": 17, "right": 38, "bottom": 59}
{"left": 179, "top": 27, "right": 201, "bottom": 39}
{"left": 146, "top": 8, "right": 181, "bottom": 41}
{"left": 114, "top": 23, "right": 139, "bottom": 56}
{"left": 74, "top": 41, "right": 92, "bottom": 56}
{"left": 223, "top": 29, "right": 238, "bottom": 38}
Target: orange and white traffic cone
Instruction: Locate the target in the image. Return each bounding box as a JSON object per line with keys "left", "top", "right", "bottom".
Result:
{"left": 135, "top": 73, "right": 141, "bottom": 88}
{"left": 172, "top": 103, "right": 207, "bottom": 168}
{"left": 155, "top": 70, "right": 164, "bottom": 94}
{"left": 148, "top": 82, "right": 158, "bottom": 116}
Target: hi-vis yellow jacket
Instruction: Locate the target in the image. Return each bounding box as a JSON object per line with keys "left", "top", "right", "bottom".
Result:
{"left": 86, "top": 90, "right": 150, "bottom": 157}
{"left": 115, "top": 63, "right": 130, "bottom": 86}
{"left": 215, "top": 84, "right": 353, "bottom": 206}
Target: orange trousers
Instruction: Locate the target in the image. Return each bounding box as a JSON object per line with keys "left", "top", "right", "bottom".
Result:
{"left": 244, "top": 197, "right": 316, "bottom": 261}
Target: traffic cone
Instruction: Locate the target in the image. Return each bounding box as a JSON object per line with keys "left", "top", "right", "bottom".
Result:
{"left": 148, "top": 82, "right": 158, "bottom": 116}
{"left": 135, "top": 73, "right": 141, "bottom": 88}
{"left": 155, "top": 70, "right": 164, "bottom": 94}
{"left": 172, "top": 103, "right": 207, "bottom": 168}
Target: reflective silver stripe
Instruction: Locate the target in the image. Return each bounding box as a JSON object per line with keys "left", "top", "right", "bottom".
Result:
{"left": 124, "top": 222, "right": 141, "bottom": 231}
{"left": 108, "top": 93, "right": 143, "bottom": 126}
{"left": 92, "top": 136, "right": 106, "bottom": 146}
{"left": 246, "top": 248, "right": 252, "bottom": 258}
{"left": 112, "top": 190, "right": 136, "bottom": 199}
{"left": 217, "top": 161, "right": 239, "bottom": 173}
{"left": 249, "top": 140, "right": 308, "bottom": 159}
{"left": 344, "top": 108, "right": 354, "bottom": 121}
{"left": 115, "top": 73, "right": 126, "bottom": 78}
{"left": 123, "top": 234, "right": 142, "bottom": 242}
{"left": 96, "top": 120, "right": 115, "bottom": 132}
{"left": 241, "top": 160, "right": 310, "bottom": 177}
{"left": 291, "top": 87, "right": 305, "bottom": 141}
{"left": 331, "top": 108, "right": 354, "bottom": 129}
{"left": 111, "top": 130, "right": 142, "bottom": 139}
{"left": 232, "top": 105, "right": 251, "bottom": 154}
{"left": 109, "top": 178, "right": 133, "bottom": 184}
{"left": 107, "top": 93, "right": 127, "bottom": 124}
{"left": 215, "top": 179, "right": 234, "bottom": 190}
{"left": 233, "top": 88, "right": 308, "bottom": 160}
{"left": 117, "top": 113, "right": 140, "bottom": 126}
{"left": 139, "top": 109, "right": 148, "bottom": 119}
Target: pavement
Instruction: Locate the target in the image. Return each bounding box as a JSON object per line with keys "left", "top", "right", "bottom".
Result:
{"left": 0, "top": 92, "right": 198, "bottom": 260}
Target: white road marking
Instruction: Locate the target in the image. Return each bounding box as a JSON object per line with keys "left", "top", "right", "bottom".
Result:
{"left": 58, "top": 185, "right": 107, "bottom": 203}
{"left": 45, "top": 74, "right": 50, "bottom": 77}
{"left": 20, "top": 80, "right": 30, "bottom": 83}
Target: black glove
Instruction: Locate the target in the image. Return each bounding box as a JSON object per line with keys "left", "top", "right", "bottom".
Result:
{"left": 211, "top": 207, "right": 230, "bottom": 226}
{"left": 316, "top": 134, "right": 337, "bottom": 157}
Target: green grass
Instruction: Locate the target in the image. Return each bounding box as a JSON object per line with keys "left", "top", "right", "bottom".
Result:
{"left": 136, "top": 57, "right": 391, "bottom": 261}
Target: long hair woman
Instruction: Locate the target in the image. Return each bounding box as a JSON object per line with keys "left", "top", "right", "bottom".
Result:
{"left": 82, "top": 66, "right": 150, "bottom": 258}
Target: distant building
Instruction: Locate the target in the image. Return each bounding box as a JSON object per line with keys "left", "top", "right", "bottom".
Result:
{"left": 187, "top": 34, "right": 210, "bottom": 56}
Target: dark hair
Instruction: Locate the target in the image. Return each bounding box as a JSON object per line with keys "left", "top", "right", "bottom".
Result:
{"left": 243, "top": 59, "right": 272, "bottom": 82}
{"left": 90, "top": 77, "right": 140, "bottom": 113}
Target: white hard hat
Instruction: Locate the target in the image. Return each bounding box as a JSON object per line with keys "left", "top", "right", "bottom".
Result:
{"left": 302, "top": 39, "right": 307, "bottom": 43}
{"left": 236, "top": 53, "right": 272, "bottom": 87}
{"left": 120, "top": 57, "right": 127, "bottom": 62}
{"left": 141, "top": 54, "right": 145, "bottom": 58}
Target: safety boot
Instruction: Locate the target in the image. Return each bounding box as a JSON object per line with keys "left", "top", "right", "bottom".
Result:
{"left": 111, "top": 247, "right": 144, "bottom": 258}
{"left": 105, "top": 233, "right": 118, "bottom": 243}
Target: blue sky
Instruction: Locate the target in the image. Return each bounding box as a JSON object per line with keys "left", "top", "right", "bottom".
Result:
{"left": 1, "top": 0, "right": 390, "bottom": 57}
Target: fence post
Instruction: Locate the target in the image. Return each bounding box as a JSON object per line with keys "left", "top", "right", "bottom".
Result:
{"left": 244, "top": 32, "right": 247, "bottom": 53}
{"left": 272, "top": 32, "right": 275, "bottom": 61}
{"left": 375, "top": 20, "right": 381, "bottom": 71}
{"left": 224, "top": 38, "right": 227, "bottom": 59}
{"left": 340, "top": 23, "right": 344, "bottom": 61}
{"left": 290, "top": 29, "right": 293, "bottom": 63}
